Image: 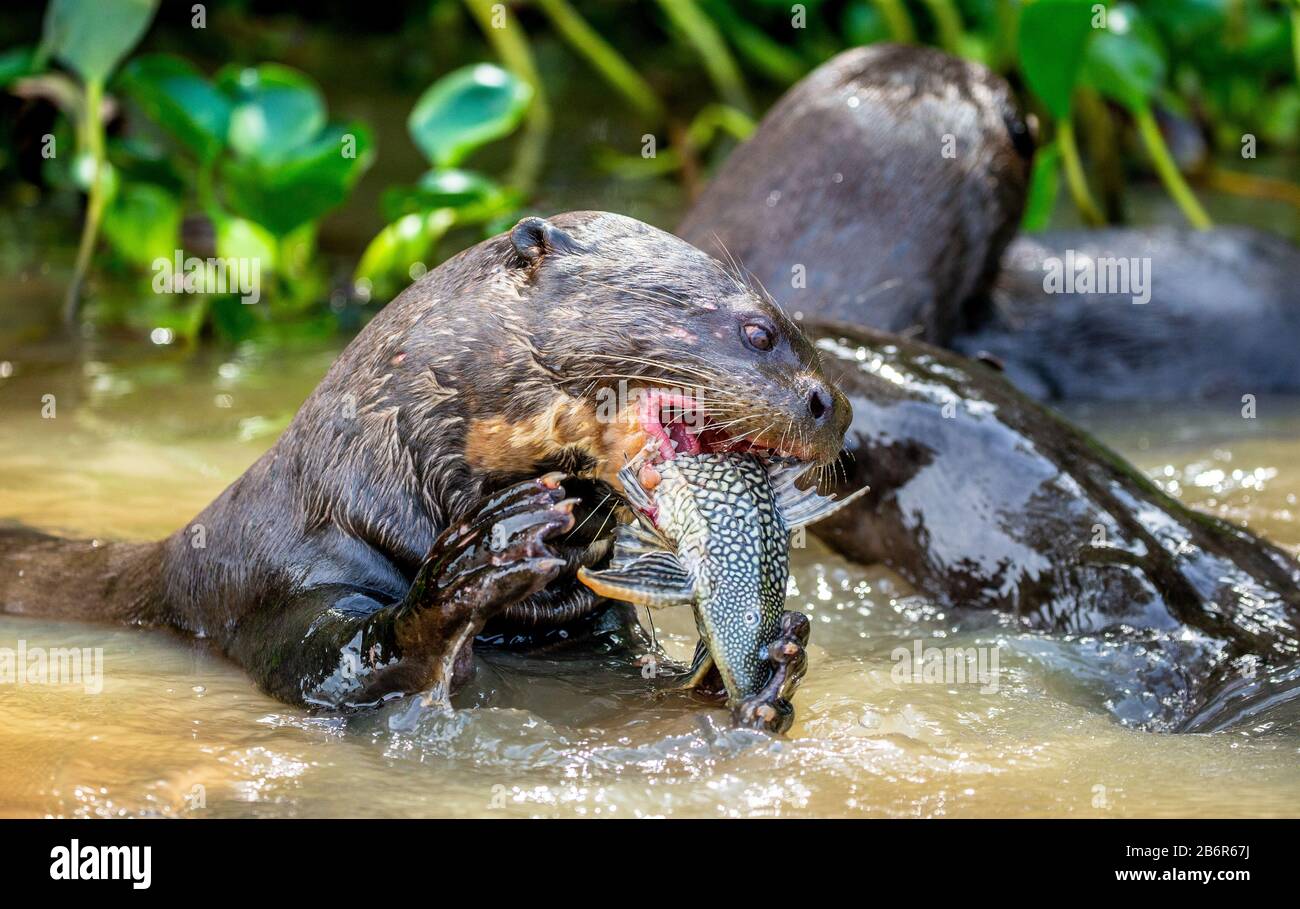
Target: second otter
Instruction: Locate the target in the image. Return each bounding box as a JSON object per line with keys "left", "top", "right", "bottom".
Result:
{"left": 681, "top": 43, "right": 1300, "bottom": 401}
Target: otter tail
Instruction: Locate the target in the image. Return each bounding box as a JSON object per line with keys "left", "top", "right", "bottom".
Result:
{"left": 0, "top": 523, "right": 159, "bottom": 623}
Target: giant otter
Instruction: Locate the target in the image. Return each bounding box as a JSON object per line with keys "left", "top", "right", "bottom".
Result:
{"left": 0, "top": 212, "right": 851, "bottom": 731}
{"left": 957, "top": 226, "right": 1300, "bottom": 400}
{"left": 678, "top": 43, "right": 1033, "bottom": 345}
{"left": 681, "top": 44, "right": 1300, "bottom": 401}
{"left": 811, "top": 323, "right": 1300, "bottom": 729}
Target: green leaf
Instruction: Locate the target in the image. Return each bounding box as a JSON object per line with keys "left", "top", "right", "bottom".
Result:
{"left": 407, "top": 64, "right": 533, "bottom": 167}
{"left": 842, "top": 3, "right": 890, "bottom": 47}
{"left": 355, "top": 209, "right": 456, "bottom": 299}
{"left": 1020, "top": 140, "right": 1062, "bottom": 232}
{"left": 41, "top": 0, "right": 158, "bottom": 85}
{"left": 1080, "top": 7, "right": 1167, "bottom": 111}
{"left": 381, "top": 168, "right": 515, "bottom": 221}
{"left": 0, "top": 46, "right": 39, "bottom": 89}
{"left": 215, "top": 215, "right": 279, "bottom": 271}
{"left": 119, "top": 54, "right": 231, "bottom": 162}
{"left": 219, "top": 121, "right": 374, "bottom": 235}
{"left": 218, "top": 63, "right": 327, "bottom": 164}
{"left": 1018, "top": 0, "right": 1096, "bottom": 119}
{"left": 101, "top": 182, "right": 181, "bottom": 267}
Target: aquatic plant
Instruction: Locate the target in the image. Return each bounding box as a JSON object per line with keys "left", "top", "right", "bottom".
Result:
{"left": 354, "top": 63, "right": 530, "bottom": 301}
{"left": 32, "top": 0, "right": 159, "bottom": 319}
{"left": 1018, "top": 0, "right": 1211, "bottom": 229}
{"left": 7, "top": 0, "right": 374, "bottom": 341}
{"left": 119, "top": 54, "right": 375, "bottom": 336}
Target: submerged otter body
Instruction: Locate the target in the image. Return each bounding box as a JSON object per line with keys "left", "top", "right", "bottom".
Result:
{"left": 812, "top": 323, "right": 1300, "bottom": 729}
{"left": 1, "top": 212, "right": 846, "bottom": 726}
{"left": 957, "top": 226, "right": 1300, "bottom": 400}
{"left": 678, "top": 43, "right": 1032, "bottom": 344}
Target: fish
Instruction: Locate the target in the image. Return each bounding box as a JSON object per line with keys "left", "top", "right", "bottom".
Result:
{"left": 577, "top": 451, "right": 867, "bottom": 708}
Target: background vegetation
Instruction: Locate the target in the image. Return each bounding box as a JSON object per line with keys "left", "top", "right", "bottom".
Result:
{"left": 2, "top": 0, "right": 1297, "bottom": 346}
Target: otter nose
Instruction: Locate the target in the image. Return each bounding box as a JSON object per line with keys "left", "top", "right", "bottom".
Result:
{"left": 807, "top": 384, "right": 833, "bottom": 424}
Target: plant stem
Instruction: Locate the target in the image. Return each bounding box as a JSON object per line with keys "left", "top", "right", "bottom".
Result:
{"left": 655, "top": 0, "right": 750, "bottom": 113}
{"left": 684, "top": 103, "right": 755, "bottom": 147}
{"left": 1077, "top": 87, "right": 1125, "bottom": 222}
{"left": 64, "top": 78, "right": 106, "bottom": 324}
{"left": 1056, "top": 118, "right": 1105, "bottom": 227}
{"left": 535, "top": 0, "right": 665, "bottom": 122}
{"left": 920, "top": 0, "right": 964, "bottom": 55}
{"left": 872, "top": 0, "right": 916, "bottom": 43}
{"left": 1292, "top": 2, "right": 1300, "bottom": 86}
{"left": 700, "top": 0, "right": 806, "bottom": 85}
{"left": 1133, "top": 103, "right": 1212, "bottom": 230}
{"left": 196, "top": 160, "right": 219, "bottom": 218}
{"left": 464, "top": 0, "right": 550, "bottom": 195}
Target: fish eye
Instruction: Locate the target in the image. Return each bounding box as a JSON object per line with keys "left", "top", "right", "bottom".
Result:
{"left": 741, "top": 320, "right": 776, "bottom": 352}
{"left": 744, "top": 610, "right": 760, "bottom": 627}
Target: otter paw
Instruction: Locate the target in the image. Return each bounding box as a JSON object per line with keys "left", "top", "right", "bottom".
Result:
{"left": 730, "top": 611, "right": 811, "bottom": 735}
{"left": 400, "top": 475, "right": 577, "bottom": 645}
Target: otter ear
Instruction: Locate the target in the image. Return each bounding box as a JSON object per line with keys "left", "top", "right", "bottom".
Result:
{"left": 510, "top": 217, "right": 578, "bottom": 266}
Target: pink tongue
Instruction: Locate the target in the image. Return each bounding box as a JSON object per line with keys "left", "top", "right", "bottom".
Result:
{"left": 669, "top": 423, "right": 703, "bottom": 456}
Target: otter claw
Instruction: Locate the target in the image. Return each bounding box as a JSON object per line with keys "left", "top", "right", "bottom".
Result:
{"left": 401, "top": 477, "right": 576, "bottom": 642}
{"left": 730, "top": 610, "right": 811, "bottom": 734}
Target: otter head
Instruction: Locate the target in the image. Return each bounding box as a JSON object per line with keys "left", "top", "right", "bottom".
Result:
{"left": 460, "top": 211, "right": 851, "bottom": 495}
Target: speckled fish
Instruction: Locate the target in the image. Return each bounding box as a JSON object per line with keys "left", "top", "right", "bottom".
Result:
{"left": 578, "top": 452, "right": 866, "bottom": 706}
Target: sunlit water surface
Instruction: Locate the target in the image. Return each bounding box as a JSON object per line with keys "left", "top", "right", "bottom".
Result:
{"left": 2, "top": 330, "right": 1299, "bottom": 818}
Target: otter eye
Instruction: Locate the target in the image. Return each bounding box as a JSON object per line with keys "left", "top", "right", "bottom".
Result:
{"left": 741, "top": 321, "right": 776, "bottom": 352}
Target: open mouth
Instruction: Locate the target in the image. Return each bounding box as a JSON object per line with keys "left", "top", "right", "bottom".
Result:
{"left": 637, "top": 389, "right": 809, "bottom": 462}
{"left": 634, "top": 388, "right": 813, "bottom": 476}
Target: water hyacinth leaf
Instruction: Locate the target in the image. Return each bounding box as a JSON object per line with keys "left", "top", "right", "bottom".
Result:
{"left": 381, "top": 169, "right": 515, "bottom": 221}
{"left": 407, "top": 64, "right": 533, "bottom": 167}
{"left": 120, "top": 54, "right": 231, "bottom": 162}
{"left": 215, "top": 215, "right": 279, "bottom": 272}
{"left": 41, "top": 0, "right": 158, "bottom": 84}
{"left": 219, "top": 64, "right": 327, "bottom": 164}
{"left": 1081, "top": 9, "right": 1167, "bottom": 111}
{"left": 101, "top": 181, "right": 180, "bottom": 268}
{"left": 278, "top": 222, "right": 319, "bottom": 279}
{"left": 106, "top": 132, "right": 186, "bottom": 193}
{"left": 354, "top": 209, "right": 456, "bottom": 296}
{"left": 1018, "top": 0, "right": 1096, "bottom": 118}
{"left": 219, "top": 121, "right": 374, "bottom": 236}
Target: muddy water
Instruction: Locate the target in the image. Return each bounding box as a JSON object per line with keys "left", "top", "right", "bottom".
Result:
{"left": 2, "top": 328, "right": 1298, "bottom": 819}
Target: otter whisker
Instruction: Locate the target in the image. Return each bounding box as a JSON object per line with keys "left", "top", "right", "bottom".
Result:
{"left": 582, "top": 352, "right": 718, "bottom": 382}
{"left": 567, "top": 492, "right": 614, "bottom": 540}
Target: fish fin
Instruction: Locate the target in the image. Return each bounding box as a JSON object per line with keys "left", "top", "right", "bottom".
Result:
{"left": 678, "top": 639, "right": 715, "bottom": 690}
{"left": 608, "top": 521, "right": 670, "bottom": 567}
{"left": 767, "top": 462, "right": 869, "bottom": 529}
{"left": 616, "top": 460, "right": 654, "bottom": 514}
{"left": 577, "top": 552, "right": 694, "bottom": 608}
